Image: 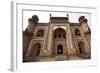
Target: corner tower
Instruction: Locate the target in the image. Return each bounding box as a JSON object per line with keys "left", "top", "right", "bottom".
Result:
{"left": 23, "top": 15, "right": 39, "bottom": 58}
{"left": 78, "top": 16, "right": 90, "bottom": 33}
{"left": 26, "top": 15, "right": 39, "bottom": 32}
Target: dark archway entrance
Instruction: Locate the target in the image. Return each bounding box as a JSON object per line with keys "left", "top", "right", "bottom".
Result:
{"left": 31, "top": 43, "right": 41, "bottom": 56}
{"left": 78, "top": 41, "right": 90, "bottom": 59}
{"left": 53, "top": 28, "right": 66, "bottom": 55}
{"left": 78, "top": 41, "right": 85, "bottom": 54}
{"left": 57, "top": 45, "right": 63, "bottom": 54}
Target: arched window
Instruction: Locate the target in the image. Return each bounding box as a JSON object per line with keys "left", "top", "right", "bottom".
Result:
{"left": 31, "top": 43, "right": 41, "bottom": 56}
{"left": 54, "top": 35, "right": 57, "bottom": 38}
{"left": 78, "top": 41, "right": 85, "bottom": 54}
{"left": 63, "top": 34, "right": 65, "bottom": 38}
{"left": 58, "top": 34, "right": 61, "bottom": 38}
{"left": 36, "top": 29, "right": 44, "bottom": 37}
{"left": 75, "top": 29, "right": 81, "bottom": 36}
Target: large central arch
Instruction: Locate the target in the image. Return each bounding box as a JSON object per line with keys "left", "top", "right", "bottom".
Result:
{"left": 52, "top": 28, "right": 67, "bottom": 55}
{"left": 53, "top": 28, "right": 66, "bottom": 39}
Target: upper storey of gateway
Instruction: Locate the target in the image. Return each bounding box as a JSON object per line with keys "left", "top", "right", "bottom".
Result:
{"left": 28, "top": 14, "right": 88, "bottom": 26}
{"left": 28, "top": 14, "right": 88, "bottom": 24}
{"left": 49, "top": 14, "right": 69, "bottom": 23}
{"left": 24, "top": 14, "right": 90, "bottom": 33}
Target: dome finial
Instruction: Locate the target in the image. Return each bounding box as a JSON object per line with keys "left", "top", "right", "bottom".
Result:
{"left": 32, "top": 15, "right": 39, "bottom": 23}
{"left": 50, "top": 14, "right": 52, "bottom": 17}
{"left": 67, "top": 14, "right": 69, "bottom": 17}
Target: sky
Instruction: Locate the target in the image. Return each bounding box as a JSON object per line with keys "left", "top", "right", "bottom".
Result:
{"left": 23, "top": 10, "right": 91, "bottom": 30}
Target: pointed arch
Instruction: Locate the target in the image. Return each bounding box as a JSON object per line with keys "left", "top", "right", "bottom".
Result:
{"left": 57, "top": 44, "right": 63, "bottom": 54}
{"left": 36, "top": 29, "right": 44, "bottom": 37}
{"left": 31, "top": 43, "right": 41, "bottom": 56}
{"left": 53, "top": 28, "right": 66, "bottom": 39}
{"left": 78, "top": 41, "right": 85, "bottom": 54}
{"left": 75, "top": 29, "right": 81, "bottom": 36}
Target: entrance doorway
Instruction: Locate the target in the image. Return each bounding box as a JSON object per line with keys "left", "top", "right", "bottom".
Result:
{"left": 78, "top": 41, "right": 85, "bottom": 54}
{"left": 31, "top": 43, "right": 41, "bottom": 56}
{"left": 57, "top": 45, "right": 63, "bottom": 54}
{"left": 53, "top": 28, "right": 66, "bottom": 55}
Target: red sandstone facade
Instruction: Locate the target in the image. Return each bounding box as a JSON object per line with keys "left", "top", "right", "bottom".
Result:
{"left": 23, "top": 14, "right": 91, "bottom": 62}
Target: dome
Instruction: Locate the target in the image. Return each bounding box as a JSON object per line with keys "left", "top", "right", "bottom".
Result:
{"left": 78, "top": 16, "right": 85, "bottom": 22}
{"left": 32, "top": 15, "right": 39, "bottom": 23}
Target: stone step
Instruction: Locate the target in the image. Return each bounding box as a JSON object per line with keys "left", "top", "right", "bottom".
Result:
{"left": 55, "top": 55, "right": 68, "bottom": 61}
{"left": 80, "top": 54, "right": 91, "bottom": 59}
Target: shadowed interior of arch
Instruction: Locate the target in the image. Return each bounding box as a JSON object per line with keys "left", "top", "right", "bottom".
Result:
{"left": 31, "top": 43, "right": 41, "bottom": 56}
{"left": 57, "top": 44, "right": 63, "bottom": 54}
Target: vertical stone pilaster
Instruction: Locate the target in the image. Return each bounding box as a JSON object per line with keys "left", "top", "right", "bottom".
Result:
{"left": 25, "top": 39, "right": 33, "bottom": 56}
{"left": 66, "top": 23, "right": 76, "bottom": 55}
{"left": 47, "top": 24, "right": 53, "bottom": 56}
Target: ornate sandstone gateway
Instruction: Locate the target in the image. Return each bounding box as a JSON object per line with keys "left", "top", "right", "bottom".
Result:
{"left": 23, "top": 14, "right": 91, "bottom": 62}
